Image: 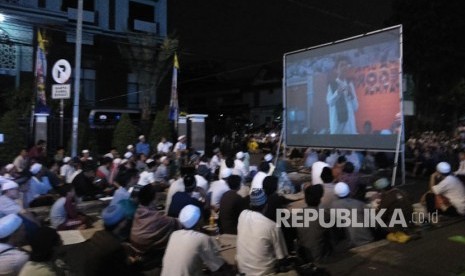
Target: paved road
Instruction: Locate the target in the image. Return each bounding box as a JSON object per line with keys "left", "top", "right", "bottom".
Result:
{"left": 322, "top": 219, "right": 465, "bottom": 276}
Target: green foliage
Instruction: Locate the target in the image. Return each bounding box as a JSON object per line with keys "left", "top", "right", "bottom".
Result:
{"left": 0, "top": 110, "right": 27, "bottom": 162}
{"left": 112, "top": 114, "right": 137, "bottom": 154}
{"left": 1, "top": 85, "right": 33, "bottom": 117}
{"left": 149, "top": 106, "right": 172, "bottom": 149}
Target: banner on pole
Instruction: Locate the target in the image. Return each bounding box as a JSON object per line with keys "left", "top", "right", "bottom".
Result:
{"left": 169, "top": 53, "right": 179, "bottom": 123}
{"left": 34, "top": 29, "right": 50, "bottom": 114}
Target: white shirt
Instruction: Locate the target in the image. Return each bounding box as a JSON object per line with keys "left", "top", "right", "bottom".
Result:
{"left": 0, "top": 195, "right": 21, "bottom": 218}
{"left": 250, "top": 171, "right": 267, "bottom": 192}
{"left": 165, "top": 178, "right": 185, "bottom": 213}
{"left": 0, "top": 243, "right": 29, "bottom": 276}
{"left": 60, "top": 164, "right": 76, "bottom": 184}
{"left": 237, "top": 210, "right": 288, "bottom": 275}
{"left": 210, "top": 154, "right": 222, "bottom": 173}
{"left": 137, "top": 170, "right": 155, "bottom": 186}
{"left": 157, "top": 141, "right": 173, "bottom": 153}
{"left": 49, "top": 197, "right": 66, "bottom": 228}
{"left": 161, "top": 230, "right": 224, "bottom": 276}
{"left": 432, "top": 175, "right": 465, "bottom": 215}
{"left": 311, "top": 161, "right": 330, "bottom": 185}
{"left": 174, "top": 142, "right": 186, "bottom": 153}
{"left": 208, "top": 179, "right": 230, "bottom": 209}
{"left": 194, "top": 175, "right": 209, "bottom": 191}
{"left": 233, "top": 159, "right": 247, "bottom": 181}
{"left": 454, "top": 160, "right": 465, "bottom": 175}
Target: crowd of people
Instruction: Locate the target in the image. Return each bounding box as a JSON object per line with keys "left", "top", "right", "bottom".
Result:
{"left": 0, "top": 130, "right": 464, "bottom": 275}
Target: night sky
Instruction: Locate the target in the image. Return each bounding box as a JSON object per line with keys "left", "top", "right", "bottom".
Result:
{"left": 168, "top": 0, "right": 393, "bottom": 85}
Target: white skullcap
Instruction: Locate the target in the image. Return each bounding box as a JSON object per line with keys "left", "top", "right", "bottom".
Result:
{"left": 0, "top": 214, "right": 22, "bottom": 239}
{"left": 30, "top": 163, "right": 43, "bottom": 175}
{"left": 236, "top": 151, "right": 244, "bottom": 159}
{"left": 374, "top": 178, "right": 390, "bottom": 190}
{"left": 121, "top": 159, "right": 128, "bottom": 165}
{"left": 178, "top": 135, "right": 186, "bottom": 141}
{"left": 264, "top": 153, "right": 273, "bottom": 162}
{"left": 194, "top": 175, "right": 208, "bottom": 191}
{"left": 124, "top": 152, "right": 133, "bottom": 159}
{"left": 1, "top": 180, "right": 19, "bottom": 191}
{"left": 113, "top": 158, "right": 122, "bottom": 165}
{"left": 160, "top": 156, "right": 168, "bottom": 163}
{"left": 82, "top": 149, "right": 89, "bottom": 154}
{"left": 63, "top": 157, "right": 71, "bottom": 163}
{"left": 139, "top": 135, "right": 145, "bottom": 140}
{"left": 104, "top": 153, "right": 114, "bottom": 159}
{"left": 127, "top": 145, "right": 134, "bottom": 150}
{"left": 179, "top": 205, "right": 201, "bottom": 229}
{"left": 5, "top": 164, "right": 14, "bottom": 172}
{"left": 145, "top": 158, "right": 155, "bottom": 164}
{"left": 221, "top": 168, "right": 232, "bottom": 179}
{"left": 334, "top": 182, "right": 350, "bottom": 198}
{"left": 436, "top": 162, "right": 451, "bottom": 174}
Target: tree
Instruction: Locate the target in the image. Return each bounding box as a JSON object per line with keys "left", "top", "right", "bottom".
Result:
{"left": 112, "top": 114, "right": 137, "bottom": 154}
{"left": 149, "top": 105, "right": 172, "bottom": 150}
{"left": 0, "top": 110, "right": 27, "bottom": 162}
{"left": 119, "top": 35, "right": 179, "bottom": 128}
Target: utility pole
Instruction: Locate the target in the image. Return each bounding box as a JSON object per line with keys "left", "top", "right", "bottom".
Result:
{"left": 71, "top": 0, "right": 83, "bottom": 157}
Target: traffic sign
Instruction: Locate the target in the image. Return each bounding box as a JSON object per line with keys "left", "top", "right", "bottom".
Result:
{"left": 52, "top": 59, "right": 72, "bottom": 84}
{"left": 52, "top": 84, "right": 71, "bottom": 99}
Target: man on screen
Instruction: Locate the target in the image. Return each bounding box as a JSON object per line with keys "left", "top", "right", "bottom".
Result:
{"left": 326, "top": 56, "right": 359, "bottom": 134}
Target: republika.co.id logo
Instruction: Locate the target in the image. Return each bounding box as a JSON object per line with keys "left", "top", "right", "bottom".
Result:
{"left": 276, "top": 208, "right": 438, "bottom": 228}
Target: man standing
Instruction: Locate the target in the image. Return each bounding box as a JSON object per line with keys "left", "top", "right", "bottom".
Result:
{"left": 326, "top": 56, "right": 358, "bottom": 134}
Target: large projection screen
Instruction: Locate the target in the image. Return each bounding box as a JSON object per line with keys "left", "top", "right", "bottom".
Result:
{"left": 284, "top": 26, "right": 402, "bottom": 151}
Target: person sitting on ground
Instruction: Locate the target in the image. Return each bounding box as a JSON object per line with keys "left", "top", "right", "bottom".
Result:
{"left": 236, "top": 189, "right": 293, "bottom": 275}
{"left": 319, "top": 167, "right": 337, "bottom": 210}
{"left": 59, "top": 157, "right": 75, "bottom": 185}
{"left": 331, "top": 182, "right": 374, "bottom": 248}
{"left": 332, "top": 155, "right": 346, "bottom": 182}
{"left": 164, "top": 167, "right": 196, "bottom": 213}
{"left": 49, "top": 184, "right": 91, "bottom": 230}
{"left": 371, "top": 178, "right": 414, "bottom": 242}
{"left": 250, "top": 162, "right": 270, "bottom": 191}
{"left": 111, "top": 168, "right": 139, "bottom": 206}
{"left": 25, "top": 163, "right": 53, "bottom": 208}
{"left": 0, "top": 180, "right": 22, "bottom": 218}
{"left": 162, "top": 205, "right": 231, "bottom": 275}
{"left": 297, "top": 184, "right": 332, "bottom": 262}
{"left": 263, "top": 175, "right": 296, "bottom": 252}
{"left": 208, "top": 168, "right": 232, "bottom": 211}
{"left": 153, "top": 156, "right": 170, "bottom": 188}
{"left": 71, "top": 161, "right": 100, "bottom": 201}
{"left": 338, "top": 162, "right": 360, "bottom": 198}
{"left": 0, "top": 214, "right": 29, "bottom": 275}
{"left": 218, "top": 175, "right": 248, "bottom": 235}
{"left": 135, "top": 158, "right": 157, "bottom": 192}
{"left": 425, "top": 162, "right": 465, "bottom": 217}
{"left": 60, "top": 203, "right": 135, "bottom": 275}
{"left": 19, "top": 226, "right": 62, "bottom": 276}
{"left": 130, "top": 184, "right": 181, "bottom": 263}
{"left": 168, "top": 175, "right": 205, "bottom": 218}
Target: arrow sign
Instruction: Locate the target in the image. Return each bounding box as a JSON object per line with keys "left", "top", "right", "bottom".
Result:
{"left": 52, "top": 59, "right": 72, "bottom": 84}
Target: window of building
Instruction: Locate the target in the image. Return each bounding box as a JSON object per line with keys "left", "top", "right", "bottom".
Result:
{"left": 127, "top": 82, "right": 139, "bottom": 108}
{"left": 109, "top": 0, "right": 115, "bottom": 30}
{"left": 129, "top": 1, "right": 154, "bottom": 22}
{"left": 62, "top": 0, "right": 95, "bottom": 11}
{"left": 81, "top": 69, "right": 95, "bottom": 106}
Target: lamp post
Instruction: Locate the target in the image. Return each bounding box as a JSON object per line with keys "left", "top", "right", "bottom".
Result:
{"left": 71, "top": 0, "right": 83, "bottom": 157}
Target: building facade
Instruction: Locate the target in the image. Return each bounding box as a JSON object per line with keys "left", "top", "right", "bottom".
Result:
{"left": 0, "top": 0, "right": 167, "bottom": 110}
